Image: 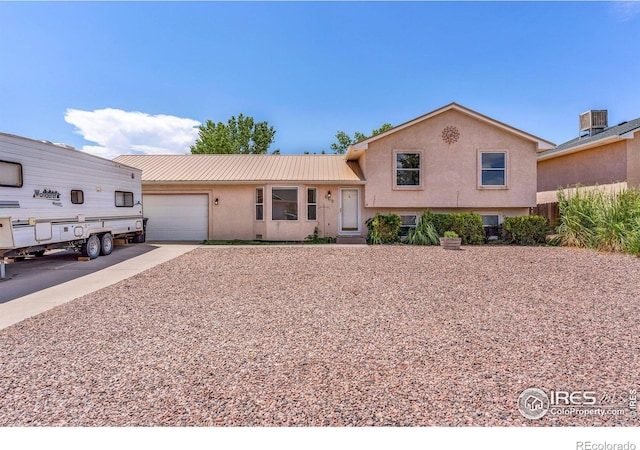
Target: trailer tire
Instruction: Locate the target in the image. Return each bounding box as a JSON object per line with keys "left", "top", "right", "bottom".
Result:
{"left": 100, "top": 233, "right": 114, "bottom": 256}
{"left": 133, "top": 233, "right": 145, "bottom": 243}
{"left": 81, "top": 234, "right": 101, "bottom": 259}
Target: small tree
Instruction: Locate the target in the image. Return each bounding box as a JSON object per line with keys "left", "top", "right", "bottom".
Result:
{"left": 191, "top": 114, "right": 276, "bottom": 154}
{"left": 330, "top": 123, "right": 393, "bottom": 154}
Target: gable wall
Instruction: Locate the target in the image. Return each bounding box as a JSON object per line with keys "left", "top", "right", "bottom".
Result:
{"left": 360, "top": 109, "right": 538, "bottom": 209}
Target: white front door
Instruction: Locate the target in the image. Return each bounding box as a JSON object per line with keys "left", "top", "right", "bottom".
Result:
{"left": 340, "top": 188, "right": 360, "bottom": 233}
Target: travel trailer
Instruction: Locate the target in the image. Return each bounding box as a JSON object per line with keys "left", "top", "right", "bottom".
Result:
{"left": 0, "top": 132, "right": 144, "bottom": 260}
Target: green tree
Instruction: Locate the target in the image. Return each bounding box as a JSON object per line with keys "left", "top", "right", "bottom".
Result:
{"left": 191, "top": 114, "right": 276, "bottom": 154}
{"left": 330, "top": 123, "right": 393, "bottom": 154}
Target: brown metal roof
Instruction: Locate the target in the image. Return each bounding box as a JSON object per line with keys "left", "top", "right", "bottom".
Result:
{"left": 114, "top": 154, "right": 365, "bottom": 184}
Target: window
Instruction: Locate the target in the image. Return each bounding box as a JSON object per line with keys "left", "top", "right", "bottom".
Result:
{"left": 115, "top": 191, "right": 134, "bottom": 207}
{"left": 255, "top": 188, "right": 264, "bottom": 221}
{"left": 399, "top": 214, "right": 417, "bottom": 237}
{"left": 0, "top": 160, "right": 23, "bottom": 187}
{"left": 395, "top": 152, "right": 421, "bottom": 187}
{"left": 307, "top": 188, "right": 317, "bottom": 221}
{"left": 272, "top": 188, "right": 298, "bottom": 220}
{"left": 480, "top": 152, "right": 506, "bottom": 187}
{"left": 481, "top": 214, "right": 501, "bottom": 240}
{"left": 71, "top": 190, "right": 84, "bottom": 205}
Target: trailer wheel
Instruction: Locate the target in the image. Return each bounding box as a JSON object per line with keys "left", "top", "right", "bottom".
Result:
{"left": 100, "top": 233, "right": 114, "bottom": 256}
{"left": 100, "top": 233, "right": 113, "bottom": 256}
{"left": 81, "top": 234, "right": 101, "bottom": 259}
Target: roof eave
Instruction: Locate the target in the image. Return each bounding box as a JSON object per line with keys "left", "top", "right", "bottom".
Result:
{"left": 537, "top": 131, "right": 636, "bottom": 162}
{"left": 141, "top": 179, "right": 366, "bottom": 185}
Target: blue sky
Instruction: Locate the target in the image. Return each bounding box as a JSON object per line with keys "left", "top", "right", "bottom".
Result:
{"left": 1, "top": 1, "right": 640, "bottom": 158}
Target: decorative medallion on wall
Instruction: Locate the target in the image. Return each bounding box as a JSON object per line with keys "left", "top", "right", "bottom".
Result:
{"left": 441, "top": 126, "right": 460, "bottom": 145}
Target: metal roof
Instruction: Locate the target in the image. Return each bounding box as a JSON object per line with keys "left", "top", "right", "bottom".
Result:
{"left": 113, "top": 154, "right": 365, "bottom": 184}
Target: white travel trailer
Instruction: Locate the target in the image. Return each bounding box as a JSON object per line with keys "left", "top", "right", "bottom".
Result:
{"left": 0, "top": 132, "right": 145, "bottom": 261}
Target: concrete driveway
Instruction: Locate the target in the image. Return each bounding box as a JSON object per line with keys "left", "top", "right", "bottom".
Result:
{"left": 0, "top": 243, "right": 199, "bottom": 330}
{"left": 1, "top": 244, "right": 156, "bottom": 303}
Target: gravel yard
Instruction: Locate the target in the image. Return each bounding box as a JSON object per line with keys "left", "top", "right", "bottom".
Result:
{"left": 0, "top": 245, "right": 638, "bottom": 426}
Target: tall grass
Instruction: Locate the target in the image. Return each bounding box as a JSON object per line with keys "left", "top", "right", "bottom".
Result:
{"left": 555, "top": 186, "right": 640, "bottom": 256}
{"left": 408, "top": 214, "right": 440, "bottom": 245}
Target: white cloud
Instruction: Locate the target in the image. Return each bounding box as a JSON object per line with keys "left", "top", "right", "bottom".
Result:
{"left": 611, "top": 1, "right": 640, "bottom": 22}
{"left": 64, "top": 108, "right": 201, "bottom": 159}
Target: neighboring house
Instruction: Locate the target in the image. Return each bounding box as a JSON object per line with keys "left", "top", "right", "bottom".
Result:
{"left": 115, "top": 102, "right": 554, "bottom": 241}
{"left": 537, "top": 110, "right": 640, "bottom": 204}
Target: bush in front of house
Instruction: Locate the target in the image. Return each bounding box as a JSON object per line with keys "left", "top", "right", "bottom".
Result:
{"left": 448, "top": 212, "right": 484, "bottom": 244}
{"left": 410, "top": 211, "right": 484, "bottom": 245}
{"left": 366, "top": 213, "right": 402, "bottom": 244}
{"left": 503, "top": 215, "right": 549, "bottom": 245}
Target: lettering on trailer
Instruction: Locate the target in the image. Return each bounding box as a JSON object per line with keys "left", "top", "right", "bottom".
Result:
{"left": 33, "top": 189, "right": 61, "bottom": 200}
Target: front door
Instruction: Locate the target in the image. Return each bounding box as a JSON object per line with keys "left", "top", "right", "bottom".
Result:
{"left": 340, "top": 188, "right": 359, "bottom": 233}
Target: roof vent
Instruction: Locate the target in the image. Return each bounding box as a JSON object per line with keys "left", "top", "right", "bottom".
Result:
{"left": 580, "top": 110, "right": 608, "bottom": 138}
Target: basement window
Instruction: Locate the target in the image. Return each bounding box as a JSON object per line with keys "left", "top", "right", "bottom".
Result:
{"left": 0, "top": 160, "right": 23, "bottom": 188}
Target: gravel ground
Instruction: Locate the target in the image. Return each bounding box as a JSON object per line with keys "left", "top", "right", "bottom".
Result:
{"left": 0, "top": 245, "right": 639, "bottom": 427}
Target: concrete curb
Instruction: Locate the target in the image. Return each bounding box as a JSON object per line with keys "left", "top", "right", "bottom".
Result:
{"left": 0, "top": 244, "right": 199, "bottom": 330}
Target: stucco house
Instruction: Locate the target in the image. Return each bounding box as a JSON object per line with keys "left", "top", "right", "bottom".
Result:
{"left": 115, "top": 103, "right": 555, "bottom": 242}
{"left": 537, "top": 110, "right": 640, "bottom": 204}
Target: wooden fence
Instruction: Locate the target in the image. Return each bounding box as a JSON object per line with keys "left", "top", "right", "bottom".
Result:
{"left": 530, "top": 202, "right": 560, "bottom": 225}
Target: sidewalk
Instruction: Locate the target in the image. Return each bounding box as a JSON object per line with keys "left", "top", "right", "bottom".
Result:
{"left": 0, "top": 244, "right": 198, "bottom": 330}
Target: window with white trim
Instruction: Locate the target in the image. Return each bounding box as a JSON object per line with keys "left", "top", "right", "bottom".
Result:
{"left": 307, "top": 188, "right": 317, "bottom": 221}
{"left": 480, "top": 152, "right": 507, "bottom": 187}
{"left": 0, "top": 160, "right": 23, "bottom": 187}
{"left": 115, "top": 191, "right": 134, "bottom": 207}
{"left": 255, "top": 188, "right": 264, "bottom": 221}
{"left": 272, "top": 188, "right": 298, "bottom": 220}
{"left": 395, "top": 152, "right": 421, "bottom": 187}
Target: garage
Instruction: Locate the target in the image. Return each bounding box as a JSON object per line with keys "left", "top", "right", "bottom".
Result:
{"left": 143, "top": 194, "right": 209, "bottom": 241}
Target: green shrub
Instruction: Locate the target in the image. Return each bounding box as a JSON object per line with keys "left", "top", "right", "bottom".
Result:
{"left": 443, "top": 231, "right": 459, "bottom": 238}
{"left": 503, "top": 215, "right": 548, "bottom": 245}
{"left": 410, "top": 211, "right": 483, "bottom": 244}
{"left": 449, "top": 212, "right": 484, "bottom": 244}
{"left": 366, "top": 213, "right": 402, "bottom": 244}
{"left": 408, "top": 213, "right": 440, "bottom": 245}
{"left": 555, "top": 186, "right": 640, "bottom": 256}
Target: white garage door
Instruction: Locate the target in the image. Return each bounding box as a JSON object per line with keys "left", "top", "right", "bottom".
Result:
{"left": 143, "top": 194, "right": 209, "bottom": 241}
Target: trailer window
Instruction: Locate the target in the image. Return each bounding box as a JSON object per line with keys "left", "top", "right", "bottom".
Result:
{"left": 71, "top": 190, "right": 84, "bottom": 204}
{"left": 0, "top": 160, "right": 23, "bottom": 188}
{"left": 115, "top": 191, "right": 134, "bottom": 207}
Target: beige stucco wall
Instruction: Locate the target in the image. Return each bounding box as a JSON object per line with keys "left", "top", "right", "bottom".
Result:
{"left": 142, "top": 183, "right": 351, "bottom": 241}
{"left": 359, "top": 109, "right": 538, "bottom": 210}
{"left": 627, "top": 133, "right": 640, "bottom": 187}
{"left": 537, "top": 140, "right": 628, "bottom": 193}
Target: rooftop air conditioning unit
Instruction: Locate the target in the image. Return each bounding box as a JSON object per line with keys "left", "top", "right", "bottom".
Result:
{"left": 580, "top": 110, "right": 608, "bottom": 137}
